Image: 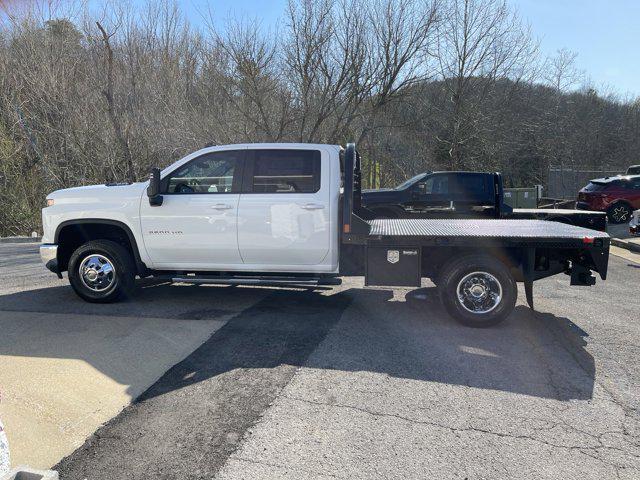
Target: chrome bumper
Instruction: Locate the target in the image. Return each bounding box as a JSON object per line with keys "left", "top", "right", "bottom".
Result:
{"left": 40, "top": 244, "right": 62, "bottom": 277}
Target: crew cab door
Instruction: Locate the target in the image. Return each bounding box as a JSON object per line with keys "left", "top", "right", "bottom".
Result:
{"left": 140, "top": 148, "right": 245, "bottom": 269}
{"left": 237, "top": 148, "right": 331, "bottom": 268}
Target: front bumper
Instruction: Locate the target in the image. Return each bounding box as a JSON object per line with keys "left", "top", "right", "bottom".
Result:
{"left": 40, "top": 244, "right": 62, "bottom": 278}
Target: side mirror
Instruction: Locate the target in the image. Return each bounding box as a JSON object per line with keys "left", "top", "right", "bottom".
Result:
{"left": 147, "top": 167, "right": 163, "bottom": 206}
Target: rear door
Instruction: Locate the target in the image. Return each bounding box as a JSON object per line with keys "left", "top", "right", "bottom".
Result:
{"left": 237, "top": 148, "right": 330, "bottom": 267}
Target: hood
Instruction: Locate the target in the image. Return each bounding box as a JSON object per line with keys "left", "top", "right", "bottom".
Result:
{"left": 361, "top": 188, "right": 401, "bottom": 205}
{"left": 48, "top": 182, "right": 148, "bottom": 204}
{"left": 362, "top": 188, "right": 395, "bottom": 193}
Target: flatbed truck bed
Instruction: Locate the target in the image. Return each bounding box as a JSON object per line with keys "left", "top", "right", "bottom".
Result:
{"left": 339, "top": 144, "right": 610, "bottom": 326}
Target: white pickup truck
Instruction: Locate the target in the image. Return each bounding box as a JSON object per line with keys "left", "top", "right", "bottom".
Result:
{"left": 40, "top": 143, "right": 610, "bottom": 327}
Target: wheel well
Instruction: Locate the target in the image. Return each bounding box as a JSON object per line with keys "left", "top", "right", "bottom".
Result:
{"left": 608, "top": 200, "right": 632, "bottom": 210}
{"left": 56, "top": 222, "right": 144, "bottom": 274}
{"left": 423, "top": 247, "right": 519, "bottom": 280}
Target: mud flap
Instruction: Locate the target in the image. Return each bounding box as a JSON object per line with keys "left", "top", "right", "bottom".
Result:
{"left": 522, "top": 247, "right": 535, "bottom": 310}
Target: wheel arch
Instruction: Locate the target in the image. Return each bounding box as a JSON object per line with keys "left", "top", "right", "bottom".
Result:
{"left": 55, "top": 219, "right": 147, "bottom": 275}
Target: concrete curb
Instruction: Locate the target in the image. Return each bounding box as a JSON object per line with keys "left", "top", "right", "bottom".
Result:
{"left": 0, "top": 467, "right": 59, "bottom": 480}
{"left": 611, "top": 237, "right": 640, "bottom": 253}
{"left": 0, "top": 237, "right": 41, "bottom": 244}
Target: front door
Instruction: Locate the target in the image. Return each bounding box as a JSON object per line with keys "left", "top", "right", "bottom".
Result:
{"left": 140, "top": 149, "right": 245, "bottom": 269}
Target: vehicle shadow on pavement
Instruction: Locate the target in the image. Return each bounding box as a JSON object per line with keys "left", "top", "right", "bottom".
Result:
{"left": 0, "top": 281, "right": 594, "bottom": 404}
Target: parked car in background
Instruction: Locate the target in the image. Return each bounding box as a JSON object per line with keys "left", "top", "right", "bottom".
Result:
{"left": 362, "top": 171, "right": 607, "bottom": 231}
{"left": 626, "top": 165, "right": 640, "bottom": 175}
{"left": 577, "top": 175, "right": 640, "bottom": 223}
{"left": 630, "top": 209, "right": 640, "bottom": 236}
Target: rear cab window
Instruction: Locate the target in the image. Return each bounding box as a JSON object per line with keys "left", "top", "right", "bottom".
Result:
{"left": 245, "top": 149, "right": 321, "bottom": 193}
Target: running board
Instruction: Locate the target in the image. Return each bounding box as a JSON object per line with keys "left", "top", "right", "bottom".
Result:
{"left": 171, "top": 275, "right": 341, "bottom": 288}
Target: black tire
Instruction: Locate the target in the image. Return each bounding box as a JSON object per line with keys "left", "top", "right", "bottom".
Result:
{"left": 68, "top": 239, "right": 136, "bottom": 303}
{"left": 438, "top": 255, "right": 517, "bottom": 328}
{"left": 607, "top": 203, "right": 632, "bottom": 224}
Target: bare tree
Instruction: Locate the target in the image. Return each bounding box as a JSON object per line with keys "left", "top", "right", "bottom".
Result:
{"left": 96, "top": 21, "right": 136, "bottom": 183}
{"left": 435, "top": 0, "right": 538, "bottom": 169}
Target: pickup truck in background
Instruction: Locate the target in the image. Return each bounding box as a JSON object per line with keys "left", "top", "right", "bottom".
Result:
{"left": 362, "top": 171, "right": 607, "bottom": 231}
{"left": 40, "top": 143, "right": 610, "bottom": 328}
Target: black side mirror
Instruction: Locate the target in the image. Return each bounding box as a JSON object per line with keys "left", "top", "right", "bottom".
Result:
{"left": 147, "top": 167, "right": 163, "bottom": 206}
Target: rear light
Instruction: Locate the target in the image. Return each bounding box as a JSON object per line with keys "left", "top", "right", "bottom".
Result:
{"left": 582, "top": 237, "right": 594, "bottom": 244}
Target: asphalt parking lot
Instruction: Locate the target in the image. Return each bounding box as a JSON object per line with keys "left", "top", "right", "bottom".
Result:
{"left": 1, "top": 242, "right": 639, "bottom": 479}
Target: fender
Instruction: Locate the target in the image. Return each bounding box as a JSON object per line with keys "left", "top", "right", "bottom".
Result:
{"left": 54, "top": 219, "right": 148, "bottom": 274}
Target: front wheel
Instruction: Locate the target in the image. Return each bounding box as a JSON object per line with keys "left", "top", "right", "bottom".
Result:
{"left": 438, "top": 255, "right": 517, "bottom": 328}
{"left": 68, "top": 240, "right": 136, "bottom": 303}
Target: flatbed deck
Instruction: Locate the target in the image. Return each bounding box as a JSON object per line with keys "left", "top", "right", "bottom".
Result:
{"left": 368, "top": 218, "right": 609, "bottom": 238}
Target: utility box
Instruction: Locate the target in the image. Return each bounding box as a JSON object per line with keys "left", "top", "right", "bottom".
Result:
{"left": 365, "top": 246, "right": 421, "bottom": 287}
{"left": 503, "top": 187, "right": 540, "bottom": 208}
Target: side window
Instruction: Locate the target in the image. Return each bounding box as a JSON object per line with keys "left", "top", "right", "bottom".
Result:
{"left": 166, "top": 150, "right": 242, "bottom": 194}
{"left": 419, "top": 175, "right": 449, "bottom": 195}
{"left": 250, "top": 149, "right": 321, "bottom": 193}
{"left": 452, "top": 175, "right": 489, "bottom": 199}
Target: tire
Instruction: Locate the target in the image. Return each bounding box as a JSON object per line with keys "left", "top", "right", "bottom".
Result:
{"left": 438, "top": 255, "right": 517, "bottom": 328}
{"left": 68, "top": 239, "right": 136, "bottom": 303}
{"left": 607, "top": 203, "right": 632, "bottom": 224}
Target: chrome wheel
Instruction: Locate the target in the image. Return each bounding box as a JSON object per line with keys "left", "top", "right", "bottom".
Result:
{"left": 456, "top": 271, "right": 503, "bottom": 314}
{"left": 79, "top": 254, "right": 116, "bottom": 292}
{"left": 611, "top": 205, "right": 630, "bottom": 222}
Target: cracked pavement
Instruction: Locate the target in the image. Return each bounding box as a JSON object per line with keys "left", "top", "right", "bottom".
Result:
{"left": 2, "top": 243, "right": 639, "bottom": 479}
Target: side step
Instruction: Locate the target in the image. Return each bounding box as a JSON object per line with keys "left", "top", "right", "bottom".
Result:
{"left": 171, "top": 275, "right": 342, "bottom": 289}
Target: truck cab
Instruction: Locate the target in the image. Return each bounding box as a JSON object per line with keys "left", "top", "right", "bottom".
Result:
{"left": 42, "top": 143, "right": 343, "bottom": 277}
{"left": 362, "top": 172, "right": 500, "bottom": 218}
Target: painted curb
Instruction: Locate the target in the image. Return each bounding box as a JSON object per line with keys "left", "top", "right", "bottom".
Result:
{"left": 611, "top": 237, "right": 640, "bottom": 253}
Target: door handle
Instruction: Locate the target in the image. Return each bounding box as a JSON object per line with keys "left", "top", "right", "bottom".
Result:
{"left": 212, "top": 203, "right": 233, "bottom": 210}
{"left": 300, "top": 203, "right": 325, "bottom": 210}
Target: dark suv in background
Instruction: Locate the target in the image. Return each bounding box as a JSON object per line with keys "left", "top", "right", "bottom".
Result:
{"left": 577, "top": 175, "right": 640, "bottom": 223}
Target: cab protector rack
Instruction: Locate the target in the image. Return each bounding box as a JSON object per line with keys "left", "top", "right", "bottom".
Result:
{"left": 339, "top": 143, "right": 610, "bottom": 312}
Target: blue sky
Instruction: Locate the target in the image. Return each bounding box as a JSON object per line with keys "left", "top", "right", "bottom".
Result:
{"left": 178, "top": 0, "right": 640, "bottom": 97}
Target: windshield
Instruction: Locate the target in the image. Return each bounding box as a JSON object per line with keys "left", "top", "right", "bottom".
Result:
{"left": 395, "top": 173, "right": 425, "bottom": 190}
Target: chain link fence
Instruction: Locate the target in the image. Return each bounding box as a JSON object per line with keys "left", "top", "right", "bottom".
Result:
{"left": 546, "top": 168, "right": 622, "bottom": 199}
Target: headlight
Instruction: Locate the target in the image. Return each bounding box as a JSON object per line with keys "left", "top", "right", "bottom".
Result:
{"left": 46, "top": 198, "right": 55, "bottom": 207}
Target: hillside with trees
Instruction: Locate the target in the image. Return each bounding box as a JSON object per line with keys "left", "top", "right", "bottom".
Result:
{"left": 1, "top": 0, "right": 639, "bottom": 236}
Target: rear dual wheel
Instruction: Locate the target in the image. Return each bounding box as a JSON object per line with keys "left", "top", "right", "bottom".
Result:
{"left": 438, "top": 255, "right": 517, "bottom": 328}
